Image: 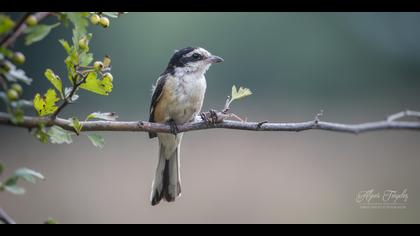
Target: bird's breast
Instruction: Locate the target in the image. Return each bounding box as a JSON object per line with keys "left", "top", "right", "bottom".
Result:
{"left": 166, "top": 74, "right": 207, "bottom": 124}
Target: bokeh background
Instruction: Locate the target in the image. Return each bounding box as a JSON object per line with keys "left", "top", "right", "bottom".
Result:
{"left": 1, "top": 12, "right": 420, "bottom": 223}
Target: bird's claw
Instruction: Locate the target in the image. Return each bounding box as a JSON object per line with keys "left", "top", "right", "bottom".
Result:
{"left": 201, "top": 110, "right": 219, "bottom": 125}
{"left": 168, "top": 119, "right": 179, "bottom": 136}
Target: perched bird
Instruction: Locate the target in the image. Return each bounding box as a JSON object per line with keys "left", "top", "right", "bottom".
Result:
{"left": 148, "top": 47, "right": 223, "bottom": 206}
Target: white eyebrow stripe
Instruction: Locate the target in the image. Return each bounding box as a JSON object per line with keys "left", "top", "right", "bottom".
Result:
{"left": 184, "top": 48, "right": 211, "bottom": 58}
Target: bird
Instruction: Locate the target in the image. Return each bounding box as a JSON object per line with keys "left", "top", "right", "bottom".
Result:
{"left": 148, "top": 47, "right": 224, "bottom": 206}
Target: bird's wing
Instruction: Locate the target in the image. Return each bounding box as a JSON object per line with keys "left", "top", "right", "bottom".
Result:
{"left": 149, "top": 74, "right": 168, "bottom": 138}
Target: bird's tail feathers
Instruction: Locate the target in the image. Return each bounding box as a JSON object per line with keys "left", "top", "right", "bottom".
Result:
{"left": 151, "top": 143, "right": 181, "bottom": 206}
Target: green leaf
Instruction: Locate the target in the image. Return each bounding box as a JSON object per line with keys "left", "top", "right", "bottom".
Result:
{"left": 64, "top": 55, "right": 77, "bottom": 84}
{"left": 79, "top": 72, "right": 113, "bottom": 96}
{"left": 59, "top": 39, "right": 72, "bottom": 55}
{"left": 66, "top": 12, "right": 89, "bottom": 49}
{"left": 87, "top": 134, "right": 105, "bottom": 149}
{"left": 79, "top": 52, "right": 93, "bottom": 67}
{"left": 69, "top": 117, "right": 83, "bottom": 135}
{"left": 4, "top": 185, "right": 25, "bottom": 195}
{"left": 48, "top": 126, "right": 73, "bottom": 144}
{"left": 231, "top": 85, "right": 253, "bottom": 101}
{"left": 14, "top": 168, "right": 45, "bottom": 184}
{"left": 24, "top": 23, "right": 60, "bottom": 46}
{"left": 33, "top": 89, "right": 60, "bottom": 116}
{"left": 0, "top": 14, "right": 15, "bottom": 35}
{"left": 86, "top": 112, "right": 118, "bottom": 121}
{"left": 45, "top": 218, "right": 58, "bottom": 224}
{"left": 10, "top": 108, "right": 24, "bottom": 124}
{"left": 4, "top": 176, "right": 18, "bottom": 186}
{"left": 44, "top": 69, "right": 63, "bottom": 98}
{"left": 0, "top": 162, "right": 3, "bottom": 175}
{"left": 34, "top": 125, "right": 49, "bottom": 144}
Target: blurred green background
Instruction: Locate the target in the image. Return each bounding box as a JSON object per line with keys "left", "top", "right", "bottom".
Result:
{"left": 1, "top": 12, "right": 419, "bottom": 223}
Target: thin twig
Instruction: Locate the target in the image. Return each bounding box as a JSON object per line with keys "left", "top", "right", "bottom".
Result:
{"left": 387, "top": 110, "right": 420, "bottom": 121}
{"left": 0, "top": 12, "right": 51, "bottom": 48}
{"left": 0, "top": 208, "right": 16, "bottom": 224}
{"left": 51, "top": 73, "right": 88, "bottom": 119}
{"left": 1, "top": 111, "right": 420, "bottom": 134}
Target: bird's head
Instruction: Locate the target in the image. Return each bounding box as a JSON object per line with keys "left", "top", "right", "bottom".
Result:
{"left": 164, "top": 47, "right": 223, "bottom": 76}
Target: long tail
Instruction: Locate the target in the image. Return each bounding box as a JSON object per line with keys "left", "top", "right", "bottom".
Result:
{"left": 150, "top": 142, "right": 181, "bottom": 206}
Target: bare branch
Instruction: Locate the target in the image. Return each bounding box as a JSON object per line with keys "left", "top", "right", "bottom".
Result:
{"left": 0, "top": 12, "right": 51, "bottom": 48}
{"left": 1, "top": 111, "right": 420, "bottom": 134}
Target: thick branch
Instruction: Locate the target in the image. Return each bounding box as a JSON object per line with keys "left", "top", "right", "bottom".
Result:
{"left": 1, "top": 111, "right": 420, "bottom": 134}
{"left": 0, "top": 12, "right": 51, "bottom": 48}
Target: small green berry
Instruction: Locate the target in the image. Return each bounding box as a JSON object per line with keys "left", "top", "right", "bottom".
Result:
{"left": 90, "top": 14, "right": 101, "bottom": 25}
{"left": 103, "top": 72, "right": 113, "bottom": 82}
{"left": 93, "top": 61, "right": 104, "bottom": 71}
{"left": 25, "top": 15, "right": 38, "bottom": 27}
{"left": 11, "top": 83, "right": 23, "bottom": 95}
{"left": 99, "top": 17, "right": 110, "bottom": 28}
{"left": 6, "top": 89, "right": 19, "bottom": 101}
{"left": 12, "top": 52, "right": 25, "bottom": 65}
{"left": 78, "top": 37, "right": 89, "bottom": 51}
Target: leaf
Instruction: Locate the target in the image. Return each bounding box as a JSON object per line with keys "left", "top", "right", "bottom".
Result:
{"left": 6, "top": 68, "right": 33, "bottom": 85}
{"left": 4, "top": 185, "right": 25, "bottom": 195}
{"left": 33, "top": 89, "right": 60, "bottom": 116}
{"left": 10, "top": 108, "right": 24, "bottom": 124}
{"left": 14, "top": 168, "right": 45, "bottom": 184}
{"left": 79, "top": 72, "right": 113, "bottom": 96}
{"left": 59, "top": 39, "right": 78, "bottom": 83}
{"left": 69, "top": 117, "right": 83, "bottom": 135}
{"left": 24, "top": 23, "right": 60, "bottom": 45}
{"left": 86, "top": 112, "right": 118, "bottom": 121}
{"left": 44, "top": 69, "right": 63, "bottom": 98}
{"left": 231, "top": 85, "right": 253, "bottom": 101}
{"left": 34, "top": 125, "right": 49, "bottom": 144}
{"left": 79, "top": 52, "right": 93, "bottom": 67}
{"left": 64, "top": 54, "right": 77, "bottom": 84}
{"left": 66, "top": 12, "right": 89, "bottom": 49}
{"left": 10, "top": 99, "right": 33, "bottom": 109}
{"left": 59, "top": 39, "right": 72, "bottom": 55}
{"left": 87, "top": 134, "right": 105, "bottom": 149}
{"left": 4, "top": 176, "right": 18, "bottom": 186}
{"left": 48, "top": 126, "right": 73, "bottom": 144}
{"left": 64, "top": 87, "right": 79, "bottom": 102}
{"left": 0, "top": 14, "right": 15, "bottom": 35}
{"left": 45, "top": 218, "right": 58, "bottom": 224}
{"left": 102, "top": 12, "right": 120, "bottom": 18}
{"left": 0, "top": 162, "right": 3, "bottom": 175}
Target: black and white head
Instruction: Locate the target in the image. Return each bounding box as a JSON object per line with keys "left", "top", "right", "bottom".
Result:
{"left": 164, "top": 47, "right": 223, "bottom": 77}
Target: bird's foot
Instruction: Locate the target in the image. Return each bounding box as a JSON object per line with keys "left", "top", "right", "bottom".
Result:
{"left": 200, "top": 109, "right": 219, "bottom": 125}
{"left": 168, "top": 119, "right": 179, "bottom": 136}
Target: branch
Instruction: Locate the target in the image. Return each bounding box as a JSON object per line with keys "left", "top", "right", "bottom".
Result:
{"left": 0, "top": 12, "right": 51, "bottom": 48}
{"left": 1, "top": 110, "right": 420, "bottom": 134}
{"left": 0, "top": 208, "right": 16, "bottom": 224}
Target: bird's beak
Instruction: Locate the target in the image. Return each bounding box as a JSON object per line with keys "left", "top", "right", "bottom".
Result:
{"left": 207, "top": 55, "right": 224, "bottom": 64}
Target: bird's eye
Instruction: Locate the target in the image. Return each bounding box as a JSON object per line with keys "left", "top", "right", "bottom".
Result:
{"left": 192, "top": 53, "right": 201, "bottom": 59}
